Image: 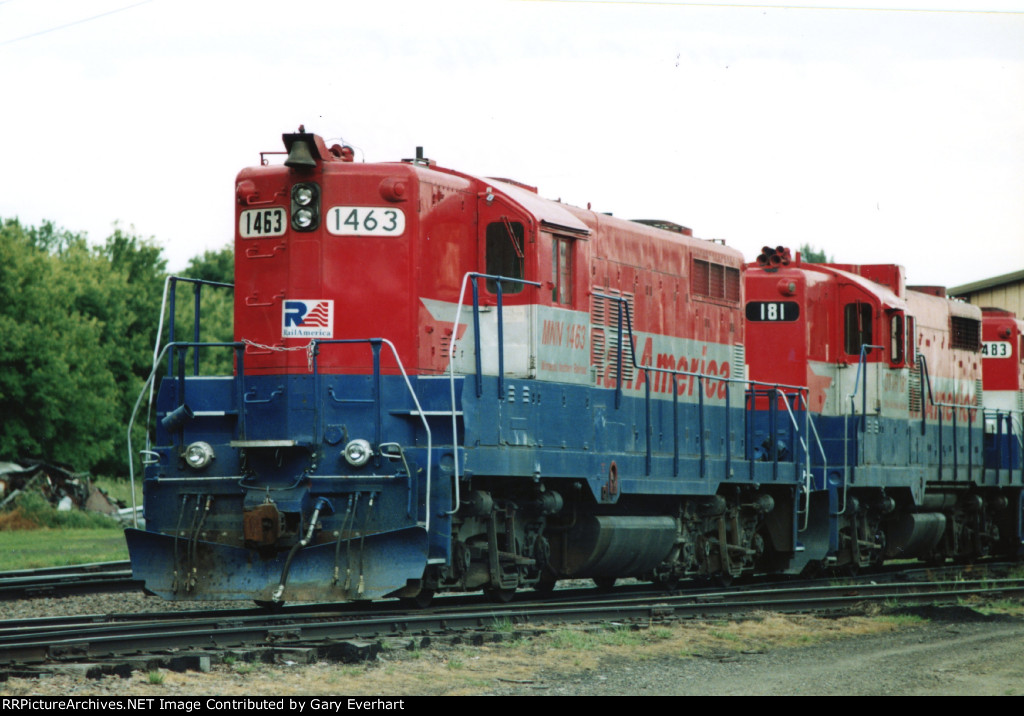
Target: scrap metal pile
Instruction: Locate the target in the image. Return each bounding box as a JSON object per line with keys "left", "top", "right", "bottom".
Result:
{"left": 0, "top": 459, "right": 128, "bottom": 523}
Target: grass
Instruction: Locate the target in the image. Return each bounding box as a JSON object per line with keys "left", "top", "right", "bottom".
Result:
{"left": 547, "top": 624, "right": 677, "bottom": 652}
{"left": 0, "top": 527, "right": 128, "bottom": 570}
{"left": 491, "top": 617, "right": 515, "bottom": 634}
{"left": 708, "top": 628, "right": 743, "bottom": 642}
{"left": 975, "top": 599, "right": 1024, "bottom": 617}
{"left": 0, "top": 486, "right": 130, "bottom": 571}
{"left": 873, "top": 614, "right": 927, "bottom": 627}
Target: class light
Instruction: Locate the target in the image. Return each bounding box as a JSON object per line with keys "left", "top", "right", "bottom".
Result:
{"left": 293, "top": 185, "right": 315, "bottom": 206}
{"left": 184, "top": 441, "right": 215, "bottom": 470}
{"left": 343, "top": 439, "right": 373, "bottom": 467}
{"left": 293, "top": 208, "right": 314, "bottom": 228}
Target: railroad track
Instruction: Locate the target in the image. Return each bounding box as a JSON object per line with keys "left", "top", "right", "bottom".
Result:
{"left": 3, "top": 567, "right": 1023, "bottom": 674}
{"left": 0, "top": 561, "right": 139, "bottom": 600}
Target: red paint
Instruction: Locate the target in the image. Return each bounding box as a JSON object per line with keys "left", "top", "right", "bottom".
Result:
{"left": 234, "top": 130, "right": 743, "bottom": 380}
{"left": 745, "top": 252, "right": 984, "bottom": 416}
{"left": 982, "top": 308, "right": 1024, "bottom": 393}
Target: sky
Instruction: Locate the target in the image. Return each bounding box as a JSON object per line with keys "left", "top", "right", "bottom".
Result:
{"left": 1, "top": 0, "right": 1022, "bottom": 288}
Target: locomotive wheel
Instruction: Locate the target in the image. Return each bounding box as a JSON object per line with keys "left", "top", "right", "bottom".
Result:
{"left": 484, "top": 587, "right": 517, "bottom": 603}
{"left": 655, "top": 574, "right": 680, "bottom": 590}
{"left": 839, "top": 563, "right": 859, "bottom": 578}
{"left": 399, "top": 588, "right": 435, "bottom": 609}
{"left": 533, "top": 572, "right": 557, "bottom": 595}
{"left": 711, "top": 572, "right": 733, "bottom": 588}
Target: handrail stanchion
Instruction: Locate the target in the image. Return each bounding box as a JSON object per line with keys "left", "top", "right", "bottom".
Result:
{"left": 372, "top": 340, "right": 383, "bottom": 467}
{"left": 236, "top": 345, "right": 247, "bottom": 441}
{"left": 193, "top": 284, "right": 202, "bottom": 376}
{"left": 615, "top": 298, "right": 624, "bottom": 409}
{"left": 471, "top": 276, "right": 483, "bottom": 399}
{"left": 645, "top": 369, "right": 652, "bottom": 476}
{"left": 746, "top": 388, "right": 754, "bottom": 480}
{"left": 769, "top": 386, "right": 778, "bottom": 483}
{"left": 496, "top": 282, "right": 505, "bottom": 400}
{"left": 699, "top": 376, "right": 706, "bottom": 479}
{"left": 672, "top": 374, "right": 680, "bottom": 477}
{"left": 167, "top": 278, "right": 177, "bottom": 378}
{"left": 724, "top": 376, "right": 731, "bottom": 481}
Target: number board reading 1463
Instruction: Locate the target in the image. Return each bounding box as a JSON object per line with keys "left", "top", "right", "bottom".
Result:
{"left": 327, "top": 207, "right": 405, "bottom": 236}
{"left": 240, "top": 207, "right": 287, "bottom": 237}
{"left": 745, "top": 301, "right": 800, "bottom": 322}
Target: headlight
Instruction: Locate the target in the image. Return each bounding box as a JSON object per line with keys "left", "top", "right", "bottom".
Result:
{"left": 343, "top": 439, "right": 373, "bottom": 467}
{"left": 184, "top": 441, "right": 215, "bottom": 470}
{"left": 290, "top": 182, "right": 320, "bottom": 231}
{"left": 293, "top": 185, "right": 315, "bottom": 206}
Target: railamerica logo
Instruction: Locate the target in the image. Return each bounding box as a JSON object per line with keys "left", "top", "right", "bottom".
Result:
{"left": 282, "top": 300, "right": 334, "bottom": 338}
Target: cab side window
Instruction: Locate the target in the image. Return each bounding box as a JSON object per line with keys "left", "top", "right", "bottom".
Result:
{"left": 889, "top": 312, "right": 904, "bottom": 366}
{"left": 551, "top": 236, "right": 572, "bottom": 305}
{"left": 906, "top": 316, "right": 917, "bottom": 366}
{"left": 844, "top": 302, "right": 873, "bottom": 355}
{"left": 485, "top": 221, "right": 525, "bottom": 294}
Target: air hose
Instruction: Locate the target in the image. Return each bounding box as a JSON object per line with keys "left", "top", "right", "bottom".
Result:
{"left": 272, "top": 497, "right": 332, "bottom": 603}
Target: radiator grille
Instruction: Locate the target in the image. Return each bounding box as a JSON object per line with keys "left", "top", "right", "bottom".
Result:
{"left": 591, "top": 287, "right": 635, "bottom": 383}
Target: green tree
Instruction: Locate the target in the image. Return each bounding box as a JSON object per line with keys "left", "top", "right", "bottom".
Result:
{"left": 0, "top": 219, "right": 172, "bottom": 475}
{"left": 93, "top": 227, "right": 168, "bottom": 475}
{"left": 185, "top": 246, "right": 233, "bottom": 284}
{"left": 0, "top": 219, "right": 121, "bottom": 470}
{"left": 171, "top": 245, "right": 235, "bottom": 376}
{"left": 799, "top": 243, "right": 832, "bottom": 263}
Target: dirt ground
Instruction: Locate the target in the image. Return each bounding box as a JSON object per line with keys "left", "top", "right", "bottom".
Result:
{"left": 491, "top": 608, "right": 1024, "bottom": 696}
{"left": 4, "top": 604, "right": 1023, "bottom": 696}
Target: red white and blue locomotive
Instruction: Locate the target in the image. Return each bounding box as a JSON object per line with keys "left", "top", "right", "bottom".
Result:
{"left": 124, "top": 129, "right": 1024, "bottom": 604}
{"left": 746, "top": 249, "right": 1022, "bottom": 570}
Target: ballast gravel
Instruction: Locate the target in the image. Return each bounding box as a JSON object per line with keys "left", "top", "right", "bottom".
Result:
{"left": 3, "top": 592, "right": 1024, "bottom": 696}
